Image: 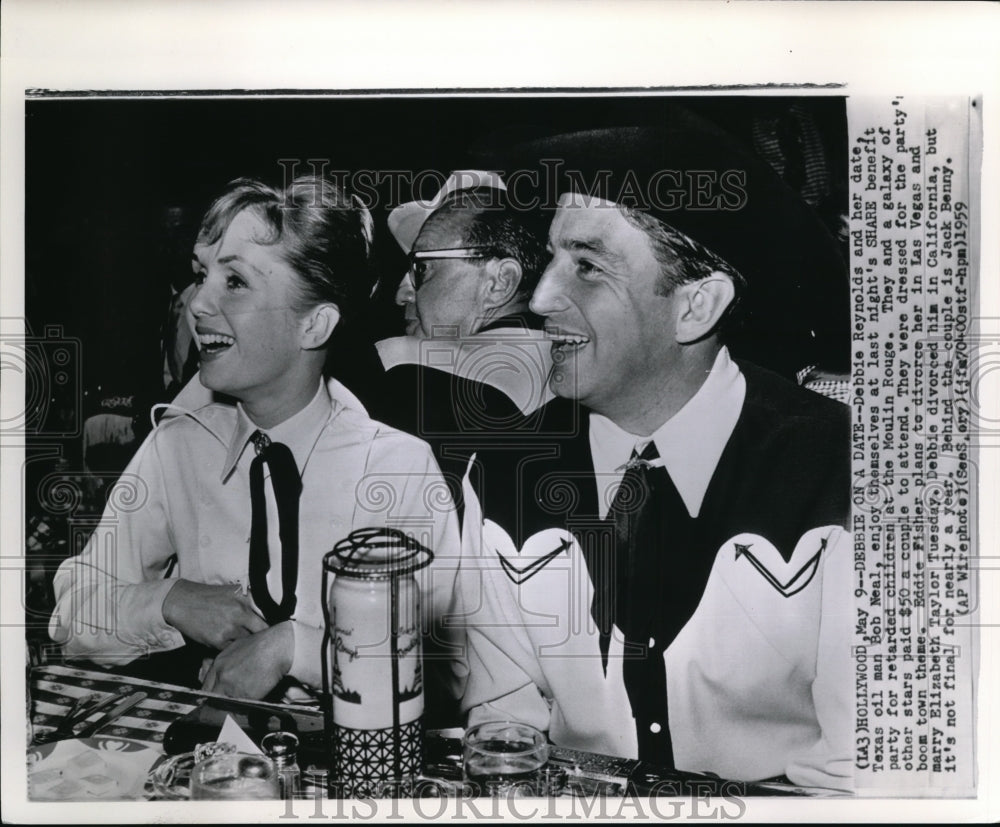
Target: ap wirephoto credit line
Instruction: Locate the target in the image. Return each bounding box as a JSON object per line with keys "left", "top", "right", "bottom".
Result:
{"left": 848, "top": 96, "right": 977, "bottom": 796}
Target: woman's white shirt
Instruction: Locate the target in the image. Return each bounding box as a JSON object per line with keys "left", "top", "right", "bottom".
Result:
{"left": 49, "top": 377, "right": 463, "bottom": 691}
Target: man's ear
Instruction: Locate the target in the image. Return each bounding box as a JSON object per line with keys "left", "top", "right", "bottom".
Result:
{"left": 300, "top": 303, "right": 341, "bottom": 350}
{"left": 674, "top": 274, "right": 736, "bottom": 344}
{"left": 481, "top": 258, "right": 524, "bottom": 310}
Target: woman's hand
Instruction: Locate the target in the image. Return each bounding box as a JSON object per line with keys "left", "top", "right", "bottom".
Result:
{"left": 162, "top": 579, "right": 268, "bottom": 650}
{"left": 200, "top": 622, "right": 294, "bottom": 699}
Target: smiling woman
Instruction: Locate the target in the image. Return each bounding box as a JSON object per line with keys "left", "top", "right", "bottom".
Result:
{"left": 188, "top": 178, "right": 371, "bottom": 427}
{"left": 48, "top": 174, "right": 464, "bottom": 709}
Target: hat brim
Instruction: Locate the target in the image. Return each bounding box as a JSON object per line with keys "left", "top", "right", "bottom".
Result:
{"left": 386, "top": 200, "right": 435, "bottom": 255}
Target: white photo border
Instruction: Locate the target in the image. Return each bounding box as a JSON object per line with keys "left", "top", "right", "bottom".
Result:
{"left": 2, "top": 1, "right": 998, "bottom": 823}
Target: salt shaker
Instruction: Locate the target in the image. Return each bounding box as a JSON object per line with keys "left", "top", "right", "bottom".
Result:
{"left": 262, "top": 731, "right": 301, "bottom": 800}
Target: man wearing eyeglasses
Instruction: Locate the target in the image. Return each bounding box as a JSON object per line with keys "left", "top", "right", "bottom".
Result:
{"left": 386, "top": 170, "right": 540, "bottom": 343}
{"left": 363, "top": 172, "right": 555, "bottom": 504}
{"left": 358, "top": 172, "right": 556, "bottom": 728}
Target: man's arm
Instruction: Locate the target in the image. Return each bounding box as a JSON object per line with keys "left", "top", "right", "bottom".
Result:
{"left": 464, "top": 633, "right": 552, "bottom": 733}
{"left": 457, "top": 465, "right": 553, "bottom": 730}
{"left": 785, "top": 526, "right": 855, "bottom": 790}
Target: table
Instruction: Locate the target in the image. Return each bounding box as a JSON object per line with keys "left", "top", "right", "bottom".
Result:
{"left": 29, "top": 665, "right": 823, "bottom": 801}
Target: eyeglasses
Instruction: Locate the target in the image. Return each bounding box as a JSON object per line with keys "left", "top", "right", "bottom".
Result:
{"left": 408, "top": 247, "right": 492, "bottom": 289}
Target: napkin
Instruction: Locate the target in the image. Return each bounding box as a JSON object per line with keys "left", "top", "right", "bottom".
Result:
{"left": 217, "top": 715, "right": 264, "bottom": 755}
{"left": 27, "top": 738, "right": 159, "bottom": 800}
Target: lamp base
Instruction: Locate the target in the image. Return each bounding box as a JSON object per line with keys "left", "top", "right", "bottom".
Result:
{"left": 331, "top": 719, "right": 423, "bottom": 796}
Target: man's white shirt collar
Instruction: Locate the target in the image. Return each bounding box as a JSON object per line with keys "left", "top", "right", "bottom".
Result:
{"left": 589, "top": 347, "right": 746, "bottom": 519}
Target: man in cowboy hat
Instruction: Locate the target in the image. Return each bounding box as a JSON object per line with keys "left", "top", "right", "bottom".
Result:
{"left": 459, "top": 112, "right": 853, "bottom": 789}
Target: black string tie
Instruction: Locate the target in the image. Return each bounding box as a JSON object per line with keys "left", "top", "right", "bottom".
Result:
{"left": 248, "top": 430, "right": 302, "bottom": 625}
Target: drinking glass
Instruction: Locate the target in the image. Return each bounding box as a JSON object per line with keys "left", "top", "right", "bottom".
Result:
{"left": 463, "top": 721, "right": 548, "bottom": 796}
{"left": 190, "top": 752, "right": 279, "bottom": 800}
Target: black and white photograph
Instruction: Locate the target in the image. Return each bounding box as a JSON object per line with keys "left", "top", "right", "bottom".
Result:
{"left": 2, "top": 2, "right": 997, "bottom": 823}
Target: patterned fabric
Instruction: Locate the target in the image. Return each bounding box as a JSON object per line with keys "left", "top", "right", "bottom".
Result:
{"left": 803, "top": 379, "right": 851, "bottom": 405}
{"left": 796, "top": 365, "right": 851, "bottom": 406}
{"left": 30, "top": 665, "right": 319, "bottom": 751}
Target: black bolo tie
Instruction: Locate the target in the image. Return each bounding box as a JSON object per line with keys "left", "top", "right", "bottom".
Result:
{"left": 247, "top": 430, "right": 302, "bottom": 625}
